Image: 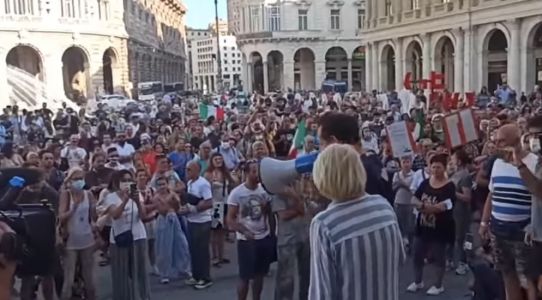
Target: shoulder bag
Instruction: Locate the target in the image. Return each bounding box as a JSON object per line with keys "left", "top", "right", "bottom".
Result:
{"left": 113, "top": 200, "right": 134, "bottom": 248}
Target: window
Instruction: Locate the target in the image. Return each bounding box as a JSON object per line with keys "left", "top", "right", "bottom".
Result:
{"left": 385, "top": 0, "right": 392, "bottom": 16}
{"left": 330, "top": 9, "right": 340, "bottom": 30}
{"left": 268, "top": 5, "right": 280, "bottom": 31}
{"left": 357, "top": 9, "right": 365, "bottom": 29}
{"left": 250, "top": 6, "right": 260, "bottom": 32}
{"left": 410, "top": 0, "right": 420, "bottom": 9}
{"left": 225, "top": 67, "right": 228, "bottom": 72}
{"left": 224, "top": 60, "right": 228, "bottom": 64}
{"left": 298, "top": 9, "right": 308, "bottom": 30}
{"left": 223, "top": 47, "right": 227, "bottom": 51}
{"left": 61, "top": 0, "right": 80, "bottom": 18}
{"left": 231, "top": 47, "right": 235, "bottom": 50}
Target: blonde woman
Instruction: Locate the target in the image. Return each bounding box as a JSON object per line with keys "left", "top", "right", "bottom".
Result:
{"left": 58, "top": 167, "right": 98, "bottom": 300}
{"left": 308, "top": 144, "right": 404, "bottom": 300}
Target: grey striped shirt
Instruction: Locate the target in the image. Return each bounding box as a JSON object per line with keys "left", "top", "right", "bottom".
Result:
{"left": 308, "top": 194, "right": 405, "bottom": 300}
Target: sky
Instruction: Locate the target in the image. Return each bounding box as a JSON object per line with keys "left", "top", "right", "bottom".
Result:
{"left": 184, "top": 0, "right": 228, "bottom": 29}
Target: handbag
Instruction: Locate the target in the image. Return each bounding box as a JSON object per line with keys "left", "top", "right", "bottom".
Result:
{"left": 59, "top": 148, "right": 70, "bottom": 171}
{"left": 113, "top": 201, "right": 134, "bottom": 248}
{"left": 182, "top": 181, "right": 203, "bottom": 205}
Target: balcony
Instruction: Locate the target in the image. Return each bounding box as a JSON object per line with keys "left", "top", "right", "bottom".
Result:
{"left": 237, "top": 29, "right": 322, "bottom": 42}
{"left": 433, "top": 1, "right": 454, "bottom": 15}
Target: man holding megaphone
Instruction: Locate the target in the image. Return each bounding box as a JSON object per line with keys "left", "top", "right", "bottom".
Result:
{"left": 260, "top": 111, "right": 388, "bottom": 201}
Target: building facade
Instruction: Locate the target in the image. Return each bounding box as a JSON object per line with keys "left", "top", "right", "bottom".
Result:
{"left": 0, "top": 0, "right": 186, "bottom": 108}
{"left": 191, "top": 22, "right": 243, "bottom": 93}
{"left": 363, "top": 0, "right": 542, "bottom": 94}
{"left": 186, "top": 28, "right": 211, "bottom": 90}
{"left": 228, "top": 0, "right": 367, "bottom": 93}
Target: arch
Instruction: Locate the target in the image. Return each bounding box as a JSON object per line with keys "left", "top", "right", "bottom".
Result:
{"left": 293, "top": 47, "right": 315, "bottom": 90}
{"left": 325, "top": 46, "right": 347, "bottom": 81}
{"left": 483, "top": 29, "right": 509, "bottom": 92}
{"left": 351, "top": 46, "right": 366, "bottom": 91}
{"left": 267, "top": 50, "right": 283, "bottom": 92}
{"left": 404, "top": 40, "right": 423, "bottom": 88}
{"left": 5, "top": 44, "right": 46, "bottom": 107}
{"left": 250, "top": 51, "right": 264, "bottom": 94}
{"left": 433, "top": 36, "right": 455, "bottom": 91}
{"left": 527, "top": 22, "right": 542, "bottom": 88}
{"left": 61, "top": 46, "right": 90, "bottom": 104}
{"left": 380, "top": 45, "right": 396, "bottom": 91}
{"left": 102, "top": 47, "right": 117, "bottom": 94}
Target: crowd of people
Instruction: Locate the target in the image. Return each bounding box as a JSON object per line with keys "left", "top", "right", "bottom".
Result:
{"left": 0, "top": 83, "right": 541, "bottom": 300}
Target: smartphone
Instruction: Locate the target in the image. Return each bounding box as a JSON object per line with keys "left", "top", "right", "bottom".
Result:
{"left": 129, "top": 183, "right": 138, "bottom": 199}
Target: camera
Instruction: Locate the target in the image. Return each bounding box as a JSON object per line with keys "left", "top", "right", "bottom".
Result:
{"left": 0, "top": 168, "right": 56, "bottom": 276}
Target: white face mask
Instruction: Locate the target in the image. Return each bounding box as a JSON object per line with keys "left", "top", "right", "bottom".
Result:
{"left": 222, "top": 142, "right": 230, "bottom": 149}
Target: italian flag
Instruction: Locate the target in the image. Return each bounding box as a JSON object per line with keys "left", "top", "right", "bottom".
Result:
{"left": 199, "top": 103, "right": 224, "bottom": 121}
{"left": 288, "top": 120, "right": 307, "bottom": 158}
{"left": 412, "top": 110, "right": 425, "bottom": 141}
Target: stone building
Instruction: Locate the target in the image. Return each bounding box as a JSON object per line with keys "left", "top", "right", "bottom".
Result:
{"left": 228, "top": 0, "right": 367, "bottom": 93}
{"left": 0, "top": 0, "right": 186, "bottom": 108}
{"left": 362, "top": 0, "right": 542, "bottom": 94}
{"left": 186, "top": 28, "right": 211, "bottom": 90}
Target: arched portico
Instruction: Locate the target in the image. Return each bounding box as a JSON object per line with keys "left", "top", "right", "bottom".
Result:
{"left": 61, "top": 46, "right": 90, "bottom": 104}
{"left": 293, "top": 48, "right": 315, "bottom": 90}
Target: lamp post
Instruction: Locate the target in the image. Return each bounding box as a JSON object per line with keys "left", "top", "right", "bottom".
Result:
{"left": 214, "top": 0, "right": 223, "bottom": 94}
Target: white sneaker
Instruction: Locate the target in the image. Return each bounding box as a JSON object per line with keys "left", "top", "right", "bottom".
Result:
{"left": 160, "top": 278, "right": 170, "bottom": 284}
{"left": 426, "top": 286, "right": 445, "bottom": 296}
{"left": 455, "top": 263, "right": 468, "bottom": 275}
{"left": 406, "top": 282, "right": 424, "bottom": 292}
{"left": 151, "top": 265, "right": 160, "bottom": 276}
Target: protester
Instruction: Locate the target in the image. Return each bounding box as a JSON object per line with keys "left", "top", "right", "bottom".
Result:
{"left": 308, "top": 144, "right": 404, "bottom": 300}
{"left": 58, "top": 167, "right": 97, "bottom": 300}
{"left": 184, "top": 160, "right": 214, "bottom": 289}
{"left": 104, "top": 170, "right": 151, "bottom": 300}
{"left": 227, "top": 160, "right": 274, "bottom": 300}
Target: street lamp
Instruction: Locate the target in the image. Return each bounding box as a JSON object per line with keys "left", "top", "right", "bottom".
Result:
{"left": 214, "top": 0, "right": 223, "bottom": 94}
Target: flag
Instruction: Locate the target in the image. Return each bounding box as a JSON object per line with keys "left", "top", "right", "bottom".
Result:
{"left": 288, "top": 120, "right": 307, "bottom": 158}
{"left": 412, "top": 109, "right": 425, "bottom": 141}
{"left": 199, "top": 103, "right": 224, "bottom": 121}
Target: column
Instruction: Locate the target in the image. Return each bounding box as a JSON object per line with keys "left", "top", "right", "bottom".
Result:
{"left": 371, "top": 42, "right": 379, "bottom": 91}
{"left": 365, "top": 43, "right": 373, "bottom": 91}
{"left": 453, "top": 28, "right": 465, "bottom": 94}
{"left": 347, "top": 59, "right": 352, "bottom": 91}
{"left": 463, "top": 28, "right": 473, "bottom": 93}
{"left": 247, "top": 62, "right": 253, "bottom": 92}
{"left": 0, "top": 54, "right": 7, "bottom": 105}
{"left": 43, "top": 54, "right": 66, "bottom": 100}
{"left": 422, "top": 32, "right": 432, "bottom": 80}
{"left": 283, "top": 59, "right": 294, "bottom": 91}
{"left": 263, "top": 60, "right": 268, "bottom": 94}
{"left": 507, "top": 19, "right": 521, "bottom": 91}
{"left": 315, "top": 60, "right": 326, "bottom": 89}
{"left": 394, "top": 38, "right": 404, "bottom": 90}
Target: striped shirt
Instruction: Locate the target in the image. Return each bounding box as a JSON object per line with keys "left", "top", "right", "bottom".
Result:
{"left": 308, "top": 194, "right": 405, "bottom": 300}
{"left": 489, "top": 155, "right": 538, "bottom": 222}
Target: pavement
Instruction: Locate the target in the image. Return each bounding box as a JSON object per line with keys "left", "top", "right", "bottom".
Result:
{"left": 95, "top": 242, "right": 472, "bottom": 300}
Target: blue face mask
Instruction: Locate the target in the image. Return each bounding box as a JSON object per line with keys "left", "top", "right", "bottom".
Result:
{"left": 72, "top": 179, "right": 86, "bottom": 191}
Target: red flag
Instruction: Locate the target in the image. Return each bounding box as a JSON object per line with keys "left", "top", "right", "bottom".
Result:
{"left": 216, "top": 107, "right": 225, "bottom": 121}
{"left": 465, "top": 92, "right": 475, "bottom": 107}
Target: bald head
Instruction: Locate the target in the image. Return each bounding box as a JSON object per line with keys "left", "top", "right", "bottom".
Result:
{"left": 186, "top": 160, "right": 201, "bottom": 180}
{"left": 496, "top": 124, "right": 521, "bottom": 148}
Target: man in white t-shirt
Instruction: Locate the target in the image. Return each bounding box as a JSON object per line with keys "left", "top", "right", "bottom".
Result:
{"left": 183, "top": 161, "right": 213, "bottom": 290}
{"left": 115, "top": 131, "right": 135, "bottom": 170}
{"left": 60, "top": 134, "right": 87, "bottom": 169}
{"left": 226, "top": 160, "right": 273, "bottom": 300}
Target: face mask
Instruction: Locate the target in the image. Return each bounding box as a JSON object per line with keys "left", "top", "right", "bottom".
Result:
{"left": 530, "top": 137, "right": 541, "bottom": 153}
{"left": 71, "top": 179, "right": 85, "bottom": 190}
{"left": 222, "top": 142, "right": 230, "bottom": 149}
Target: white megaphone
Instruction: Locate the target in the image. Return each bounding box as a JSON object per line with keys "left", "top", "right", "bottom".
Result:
{"left": 259, "top": 152, "right": 318, "bottom": 195}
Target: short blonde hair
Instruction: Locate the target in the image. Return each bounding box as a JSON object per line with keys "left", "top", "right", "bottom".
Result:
{"left": 313, "top": 144, "right": 366, "bottom": 201}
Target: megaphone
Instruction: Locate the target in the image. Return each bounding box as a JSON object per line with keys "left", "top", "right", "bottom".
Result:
{"left": 259, "top": 152, "right": 318, "bottom": 194}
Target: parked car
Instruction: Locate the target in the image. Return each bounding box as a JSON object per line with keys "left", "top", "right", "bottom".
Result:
{"left": 98, "top": 94, "right": 136, "bottom": 111}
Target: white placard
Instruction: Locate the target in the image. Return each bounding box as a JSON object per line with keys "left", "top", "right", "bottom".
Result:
{"left": 387, "top": 121, "right": 415, "bottom": 158}
{"left": 445, "top": 114, "right": 462, "bottom": 148}
{"left": 459, "top": 109, "right": 478, "bottom": 143}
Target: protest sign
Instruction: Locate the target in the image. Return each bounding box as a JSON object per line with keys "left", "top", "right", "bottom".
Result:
{"left": 386, "top": 121, "right": 416, "bottom": 158}
{"left": 442, "top": 108, "right": 478, "bottom": 149}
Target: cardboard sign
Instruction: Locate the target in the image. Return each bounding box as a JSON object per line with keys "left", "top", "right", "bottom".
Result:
{"left": 442, "top": 108, "right": 478, "bottom": 149}
{"left": 386, "top": 121, "right": 416, "bottom": 158}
